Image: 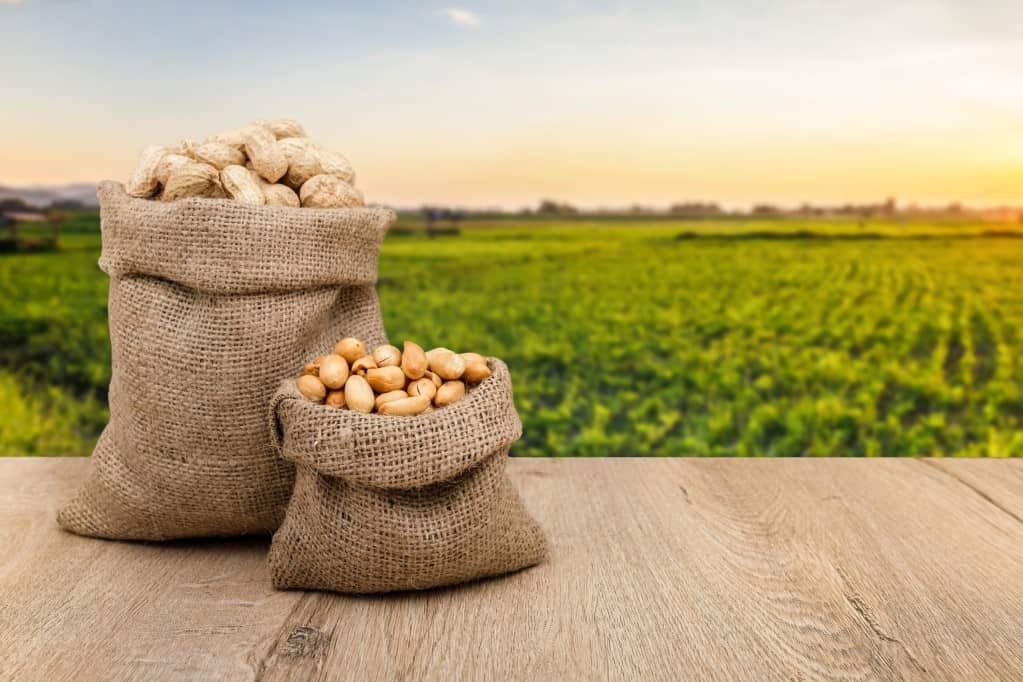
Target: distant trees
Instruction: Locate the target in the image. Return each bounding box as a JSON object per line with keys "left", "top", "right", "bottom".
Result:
{"left": 400, "top": 196, "right": 1018, "bottom": 223}
{"left": 49, "top": 199, "right": 85, "bottom": 211}
{"left": 421, "top": 206, "right": 464, "bottom": 235}
{"left": 668, "top": 202, "right": 723, "bottom": 217}
{"left": 752, "top": 204, "right": 782, "bottom": 217}
{"left": 536, "top": 199, "right": 579, "bottom": 216}
{"left": 0, "top": 198, "right": 32, "bottom": 213}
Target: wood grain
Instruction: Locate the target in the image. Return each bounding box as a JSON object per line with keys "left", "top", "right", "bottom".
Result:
{"left": 1, "top": 458, "right": 1021, "bottom": 681}
{"left": 918, "top": 458, "right": 1023, "bottom": 522}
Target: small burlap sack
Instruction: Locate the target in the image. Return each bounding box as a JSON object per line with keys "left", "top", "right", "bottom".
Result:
{"left": 58, "top": 181, "right": 394, "bottom": 541}
{"left": 268, "top": 358, "right": 547, "bottom": 593}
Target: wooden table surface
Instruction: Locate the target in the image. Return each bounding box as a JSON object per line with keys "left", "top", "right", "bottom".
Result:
{"left": 1, "top": 458, "right": 1021, "bottom": 681}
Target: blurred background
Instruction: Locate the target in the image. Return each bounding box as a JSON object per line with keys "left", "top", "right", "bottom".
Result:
{"left": 2, "top": 1, "right": 1021, "bottom": 456}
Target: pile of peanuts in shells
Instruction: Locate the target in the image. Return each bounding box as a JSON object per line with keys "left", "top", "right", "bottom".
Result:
{"left": 297, "top": 338, "right": 493, "bottom": 416}
{"left": 124, "top": 118, "right": 363, "bottom": 208}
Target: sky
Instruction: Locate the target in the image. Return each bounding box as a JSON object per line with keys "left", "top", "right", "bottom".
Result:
{"left": 2, "top": 0, "right": 1022, "bottom": 209}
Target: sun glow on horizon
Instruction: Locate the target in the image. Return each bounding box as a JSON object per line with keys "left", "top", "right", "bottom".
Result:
{"left": 2, "top": 1, "right": 1022, "bottom": 207}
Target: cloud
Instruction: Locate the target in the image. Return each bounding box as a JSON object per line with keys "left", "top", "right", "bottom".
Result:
{"left": 436, "top": 7, "right": 480, "bottom": 28}
{"left": 2, "top": 0, "right": 24, "bottom": 4}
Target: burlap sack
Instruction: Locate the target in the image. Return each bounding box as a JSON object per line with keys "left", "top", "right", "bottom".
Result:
{"left": 57, "top": 181, "right": 394, "bottom": 541}
{"left": 267, "top": 358, "right": 547, "bottom": 593}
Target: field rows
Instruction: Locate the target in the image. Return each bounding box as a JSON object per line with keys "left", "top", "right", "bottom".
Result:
{"left": 380, "top": 226, "right": 1023, "bottom": 456}
{"left": 2, "top": 217, "right": 1021, "bottom": 456}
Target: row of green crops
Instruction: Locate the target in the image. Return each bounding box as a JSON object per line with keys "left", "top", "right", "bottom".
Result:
{"left": 2, "top": 214, "right": 1021, "bottom": 456}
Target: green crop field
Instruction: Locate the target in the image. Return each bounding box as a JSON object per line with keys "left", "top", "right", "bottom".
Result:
{"left": 2, "top": 212, "right": 1022, "bottom": 457}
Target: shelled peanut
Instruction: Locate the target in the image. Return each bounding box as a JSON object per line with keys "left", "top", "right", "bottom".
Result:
{"left": 124, "top": 118, "right": 363, "bottom": 208}
{"left": 296, "top": 338, "right": 492, "bottom": 416}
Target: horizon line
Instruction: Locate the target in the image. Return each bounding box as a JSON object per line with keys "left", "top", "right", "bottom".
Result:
{"left": 2, "top": 181, "right": 1021, "bottom": 214}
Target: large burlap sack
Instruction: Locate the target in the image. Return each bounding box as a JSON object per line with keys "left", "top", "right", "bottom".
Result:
{"left": 268, "top": 358, "right": 547, "bottom": 593}
{"left": 57, "top": 181, "right": 394, "bottom": 541}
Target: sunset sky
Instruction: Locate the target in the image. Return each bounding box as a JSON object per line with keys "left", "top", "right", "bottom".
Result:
{"left": 2, "top": 1, "right": 1022, "bottom": 208}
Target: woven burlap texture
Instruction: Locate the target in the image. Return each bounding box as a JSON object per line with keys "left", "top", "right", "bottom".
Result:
{"left": 57, "top": 181, "right": 394, "bottom": 540}
{"left": 268, "top": 358, "right": 548, "bottom": 593}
